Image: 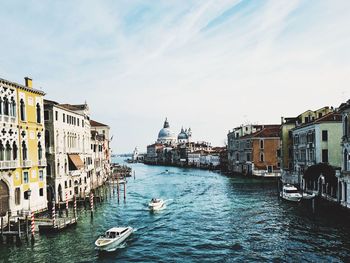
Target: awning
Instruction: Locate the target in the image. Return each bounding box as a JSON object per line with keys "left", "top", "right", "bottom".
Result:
{"left": 68, "top": 154, "right": 84, "bottom": 170}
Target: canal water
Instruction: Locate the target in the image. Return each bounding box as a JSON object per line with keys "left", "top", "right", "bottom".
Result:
{"left": 2, "top": 161, "right": 350, "bottom": 262}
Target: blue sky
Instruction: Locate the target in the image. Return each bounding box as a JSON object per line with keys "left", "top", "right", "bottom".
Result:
{"left": 1, "top": 0, "right": 350, "bottom": 153}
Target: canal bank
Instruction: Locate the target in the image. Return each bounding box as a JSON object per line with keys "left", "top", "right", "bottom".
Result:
{"left": 1, "top": 162, "right": 350, "bottom": 262}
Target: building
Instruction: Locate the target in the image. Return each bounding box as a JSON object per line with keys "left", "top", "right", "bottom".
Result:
{"left": 338, "top": 100, "right": 350, "bottom": 207}
{"left": 44, "top": 100, "right": 93, "bottom": 204}
{"left": 292, "top": 112, "right": 342, "bottom": 200}
{"left": 90, "top": 119, "right": 111, "bottom": 188}
{"left": 0, "top": 77, "right": 47, "bottom": 219}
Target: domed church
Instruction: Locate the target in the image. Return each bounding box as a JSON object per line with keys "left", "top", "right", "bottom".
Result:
{"left": 157, "top": 118, "right": 177, "bottom": 145}
{"left": 178, "top": 127, "right": 192, "bottom": 144}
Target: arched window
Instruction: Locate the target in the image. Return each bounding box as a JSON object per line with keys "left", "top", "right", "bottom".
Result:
{"left": 12, "top": 142, "right": 18, "bottom": 160}
{"left": 38, "top": 142, "right": 42, "bottom": 160}
{"left": 65, "top": 161, "right": 67, "bottom": 174}
{"left": 20, "top": 99, "right": 25, "bottom": 121}
{"left": 36, "top": 103, "right": 41, "bottom": 123}
{"left": 260, "top": 153, "right": 264, "bottom": 162}
{"left": 0, "top": 141, "right": 4, "bottom": 161}
{"left": 45, "top": 130, "right": 50, "bottom": 148}
{"left": 57, "top": 162, "right": 60, "bottom": 175}
{"left": 345, "top": 149, "right": 349, "bottom": 171}
{"left": 345, "top": 116, "right": 348, "bottom": 138}
{"left": 11, "top": 97, "right": 16, "bottom": 117}
{"left": 22, "top": 141, "right": 27, "bottom": 160}
{"left": 5, "top": 141, "right": 11, "bottom": 161}
{"left": 3, "top": 97, "right": 9, "bottom": 116}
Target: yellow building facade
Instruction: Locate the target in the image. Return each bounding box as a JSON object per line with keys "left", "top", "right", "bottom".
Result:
{"left": 0, "top": 77, "right": 46, "bottom": 218}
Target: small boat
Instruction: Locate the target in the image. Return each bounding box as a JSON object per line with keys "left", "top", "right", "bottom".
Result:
{"left": 280, "top": 184, "right": 302, "bottom": 202}
{"left": 95, "top": 227, "right": 133, "bottom": 251}
{"left": 118, "top": 179, "right": 126, "bottom": 184}
{"left": 302, "top": 192, "right": 316, "bottom": 200}
{"left": 148, "top": 198, "right": 165, "bottom": 211}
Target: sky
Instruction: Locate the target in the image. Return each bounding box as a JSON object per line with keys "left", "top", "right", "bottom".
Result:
{"left": 1, "top": 0, "right": 350, "bottom": 153}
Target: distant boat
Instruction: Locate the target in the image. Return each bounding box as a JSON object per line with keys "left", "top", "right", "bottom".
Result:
{"left": 95, "top": 227, "right": 133, "bottom": 252}
{"left": 148, "top": 198, "right": 165, "bottom": 211}
{"left": 280, "top": 184, "right": 302, "bottom": 202}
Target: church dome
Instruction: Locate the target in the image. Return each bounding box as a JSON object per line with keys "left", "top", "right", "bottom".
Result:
{"left": 157, "top": 118, "right": 176, "bottom": 142}
{"left": 178, "top": 127, "right": 188, "bottom": 140}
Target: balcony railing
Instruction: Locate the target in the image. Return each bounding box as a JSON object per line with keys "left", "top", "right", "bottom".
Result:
{"left": 0, "top": 160, "right": 19, "bottom": 169}
{"left": 69, "top": 170, "right": 81, "bottom": 177}
{"left": 38, "top": 159, "right": 47, "bottom": 166}
{"left": 21, "top": 160, "right": 32, "bottom": 168}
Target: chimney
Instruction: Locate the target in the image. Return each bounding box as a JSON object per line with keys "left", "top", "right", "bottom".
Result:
{"left": 24, "top": 77, "right": 32, "bottom": 88}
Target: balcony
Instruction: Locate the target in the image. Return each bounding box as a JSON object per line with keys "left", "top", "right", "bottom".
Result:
{"left": 69, "top": 170, "right": 81, "bottom": 177}
{"left": 21, "top": 160, "right": 32, "bottom": 168}
{"left": 0, "top": 160, "right": 19, "bottom": 169}
{"left": 38, "top": 159, "right": 47, "bottom": 167}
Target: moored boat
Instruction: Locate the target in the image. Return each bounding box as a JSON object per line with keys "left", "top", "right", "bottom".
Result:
{"left": 280, "top": 184, "right": 302, "bottom": 202}
{"left": 95, "top": 227, "right": 133, "bottom": 252}
{"left": 302, "top": 192, "right": 316, "bottom": 200}
{"left": 148, "top": 198, "right": 165, "bottom": 211}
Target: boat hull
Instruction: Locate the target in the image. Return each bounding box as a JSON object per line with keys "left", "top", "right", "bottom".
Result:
{"left": 95, "top": 228, "right": 133, "bottom": 252}
{"left": 280, "top": 193, "right": 302, "bottom": 202}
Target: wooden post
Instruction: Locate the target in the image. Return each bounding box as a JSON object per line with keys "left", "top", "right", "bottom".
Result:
{"left": 90, "top": 193, "right": 94, "bottom": 219}
{"left": 65, "top": 191, "right": 69, "bottom": 217}
{"left": 25, "top": 215, "right": 29, "bottom": 240}
{"left": 7, "top": 212, "right": 11, "bottom": 232}
{"left": 117, "top": 176, "right": 120, "bottom": 203}
{"left": 134, "top": 170, "right": 135, "bottom": 180}
{"left": 74, "top": 195, "right": 77, "bottom": 219}
{"left": 1, "top": 217, "right": 3, "bottom": 242}
{"left": 17, "top": 218, "right": 21, "bottom": 238}
{"left": 312, "top": 198, "right": 315, "bottom": 213}
{"left": 30, "top": 211, "right": 35, "bottom": 243}
{"left": 124, "top": 181, "right": 126, "bottom": 200}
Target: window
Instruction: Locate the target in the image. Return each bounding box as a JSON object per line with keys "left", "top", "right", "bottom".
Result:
{"left": 37, "top": 103, "right": 42, "bottom": 123}
{"left": 246, "top": 153, "right": 251, "bottom": 162}
{"left": 24, "top": 190, "right": 29, "bottom": 200}
{"left": 39, "top": 188, "right": 44, "bottom": 196}
{"left": 318, "top": 113, "right": 323, "bottom": 118}
{"left": 0, "top": 98, "right": 2, "bottom": 115}
{"left": 277, "top": 162, "right": 280, "bottom": 168}
{"left": 69, "top": 180, "right": 72, "bottom": 187}
{"left": 260, "top": 153, "right": 264, "bottom": 162}
{"left": 44, "top": 110, "right": 49, "bottom": 121}
{"left": 39, "top": 170, "right": 43, "bottom": 181}
{"left": 55, "top": 111, "right": 58, "bottom": 121}
{"left": 45, "top": 130, "right": 50, "bottom": 148}
{"left": 0, "top": 141, "right": 4, "bottom": 161}
{"left": 305, "top": 117, "right": 309, "bottom": 123}
{"left": 77, "top": 119, "right": 80, "bottom": 126}
{"left": 3, "top": 97, "right": 9, "bottom": 115}
{"left": 22, "top": 141, "right": 27, "bottom": 160}
{"left": 20, "top": 99, "right": 25, "bottom": 121}
{"left": 65, "top": 181, "right": 67, "bottom": 188}
{"left": 322, "top": 149, "right": 328, "bottom": 163}
{"left": 12, "top": 142, "right": 18, "bottom": 160}
{"left": 345, "top": 116, "right": 349, "bottom": 138}
{"left": 82, "top": 120, "right": 84, "bottom": 127}
{"left": 5, "top": 142, "right": 11, "bottom": 161}
{"left": 38, "top": 142, "right": 42, "bottom": 160}
{"left": 236, "top": 153, "right": 239, "bottom": 161}
{"left": 23, "top": 171, "right": 29, "bottom": 184}
{"left": 63, "top": 113, "right": 65, "bottom": 123}
{"left": 322, "top": 130, "right": 328, "bottom": 141}
{"left": 11, "top": 98, "right": 16, "bottom": 117}
{"left": 260, "top": 140, "right": 264, "bottom": 149}
{"left": 15, "top": 188, "right": 21, "bottom": 205}
{"left": 344, "top": 150, "right": 348, "bottom": 171}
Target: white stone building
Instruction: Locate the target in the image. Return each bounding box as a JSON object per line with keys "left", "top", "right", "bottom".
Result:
{"left": 44, "top": 100, "right": 93, "bottom": 203}
{"left": 90, "top": 120, "right": 111, "bottom": 189}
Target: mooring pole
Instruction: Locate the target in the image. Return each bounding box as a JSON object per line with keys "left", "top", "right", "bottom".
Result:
{"left": 312, "top": 198, "right": 315, "bottom": 213}
{"left": 1, "top": 217, "right": 3, "bottom": 242}
{"left": 30, "top": 211, "right": 35, "bottom": 243}
{"left": 65, "top": 191, "right": 69, "bottom": 217}
{"left": 117, "top": 176, "right": 120, "bottom": 203}
{"left": 124, "top": 181, "right": 126, "bottom": 201}
{"left": 90, "top": 192, "right": 94, "bottom": 219}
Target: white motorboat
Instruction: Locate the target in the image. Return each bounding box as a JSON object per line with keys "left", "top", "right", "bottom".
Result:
{"left": 302, "top": 192, "right": 316, "bottom": 200}
{"left": 280, "top": 184, "right": 302, "bottom": 202}
{"left": 148, "top": 198, "right": 165, "bottom": 211}
{"left": 95, "top": 227, "right": 133, "bottom": 251}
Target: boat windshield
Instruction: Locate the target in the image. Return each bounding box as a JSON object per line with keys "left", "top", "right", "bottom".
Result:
{"left": 285, "top": 189, "right": 299, "bottom": 194}
{"left": 106, "top": 232, "right": 117, "bottom": 238}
